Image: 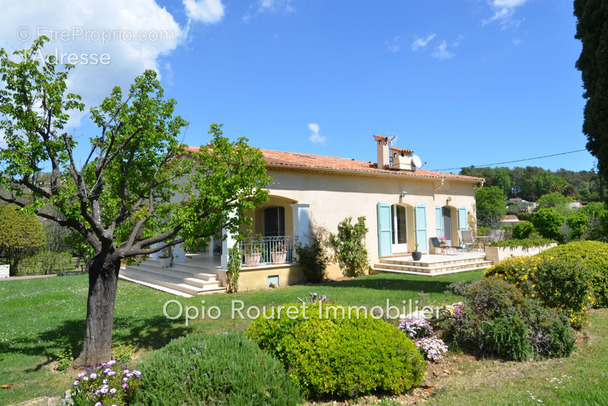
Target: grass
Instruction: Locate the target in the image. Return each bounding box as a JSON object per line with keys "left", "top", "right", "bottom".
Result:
{"left": 1, "top": 269, "right": 608, "bottom": 405}
{"left": 0, "top": 270, "right": 480, "bottom": 404}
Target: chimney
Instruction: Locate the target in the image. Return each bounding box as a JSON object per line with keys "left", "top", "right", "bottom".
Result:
{"left": 374, "top": 135, "right": 390, "bottom": 169}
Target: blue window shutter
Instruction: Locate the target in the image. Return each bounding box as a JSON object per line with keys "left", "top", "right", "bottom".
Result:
{"left": 435, "top": 207, "right": 443, "bottom": 238}
{"left": 414, "top": 205, "right": 428, "bottom": 253}
{"left": 458, "top": 207, "right": 468, "bottom": 231}
{"left": 377, "top": 203, "right": 393, "bottom": 257}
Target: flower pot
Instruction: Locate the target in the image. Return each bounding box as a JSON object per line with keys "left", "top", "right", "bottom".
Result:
{"left": 272, "top": 251, "right": 287, "bottom": 264}
{"left": 160, "top": 257, "right": 172, "bottom": 268}
{"left": 244, "top": 252, "right": 262, "bottom": 267}
{"left": 411, "top": 251, "right": 422, "bottom": 261}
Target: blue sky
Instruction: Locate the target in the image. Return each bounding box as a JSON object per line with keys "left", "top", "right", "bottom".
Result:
{"left": 1, "top": 0, "right": 595, "bottom": 173}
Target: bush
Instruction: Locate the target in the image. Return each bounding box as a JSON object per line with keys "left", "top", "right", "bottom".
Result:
{"left": 328, "top": 217, "right": 371, "bottom": 277}
{"left": 516, "top": 212, "right": 533, "bottom": 222}
{"left": 296, "top": 233, "right": 330, "bottom": 283}
{"left": 488, "top": 238, "right": 555, "bottom": 249}
{"left": 18, "top": 251, "right": 73, "bottom": 276}
{"left": 532, "top": 207, "right": 565, "bottom": 242}
{"left": 538, "top": 241, "right": 608, "bottom": 308}
{"left": 444, "top": 279, "right": 575, "bottom": 361}
{"left": 132, "top": 332, "right": 302, "bottom": 405}
{"left": 566, "top": 210, "right": 590, "bottom": 241}
{"left": 247, "top": 303, "right": 425, "bottom": 399}
{"left": 512, "top": 221, "right": 535, "bottom": 239}
{"left": 484, "top": 256, "right": 594, "bottom": 328}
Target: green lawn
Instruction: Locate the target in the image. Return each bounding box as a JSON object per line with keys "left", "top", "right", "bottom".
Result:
{"left": 0, "top": 271, "right": 480, "bottom": 405}
{"left": 1, "top": 270, "right": 607, "bottom": 405}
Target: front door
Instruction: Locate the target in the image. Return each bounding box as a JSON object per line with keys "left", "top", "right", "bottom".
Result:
{"left": 442, "top": 207, "right": 452, "bottom": 243}
{"left": 391, "top": 204, "right": 408, "bottom": 253}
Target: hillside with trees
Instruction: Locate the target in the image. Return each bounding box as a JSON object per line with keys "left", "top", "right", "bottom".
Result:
{"left": 460, "top": 165, "right": 603, "bottom": 202}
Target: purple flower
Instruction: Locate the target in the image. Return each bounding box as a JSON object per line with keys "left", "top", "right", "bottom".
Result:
{"left": 90, "top": 373, "right": 97, "bottom": 379}
{"left": 107, "top": 370, "right": 116, "bottom": 376}
{"left": 123, "top": 377, "right": 129, "bottom": 382}
{"left": 122, "top": 383, "right": 129, "bottom": 389}
{"left": 72, "top": 380, "right": 79, "bottom": 386}
{"left": 107, "top": 360, "right": 117, "bottom": 366}
{"left": 110, "top": 388, "right": 117, "bottom": 394}
{"left": 132, "top": 370, "right": 141, "bottom": 377}
{"left": 77, "top": 371, "right": 86, "bottom": 378}
{"left": 95, "top": 403, "right": 102, "bottom": 406}
{"left": 103, "top": 379, "right": 109, "bottom": 384}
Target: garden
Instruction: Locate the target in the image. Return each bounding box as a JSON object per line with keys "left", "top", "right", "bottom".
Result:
{"left": 3, "top": 239, "right": 608, "bottom": 405}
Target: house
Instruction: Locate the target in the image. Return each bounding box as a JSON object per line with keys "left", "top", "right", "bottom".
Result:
{"left": 122, "top": 135, "right": 484, "bottom": 294}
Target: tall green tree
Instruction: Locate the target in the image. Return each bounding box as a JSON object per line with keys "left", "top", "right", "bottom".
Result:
{"left": 475, "top": 186, "right": 507, "bottom": 228}
{"left": 0, "top": 38, "right": 270, "bottom": 366}
{"left": 0, "top": 205, "right": 46, "bottom": 275}
{"left": 574, "top": 0, "right": 608, "bottom": 187}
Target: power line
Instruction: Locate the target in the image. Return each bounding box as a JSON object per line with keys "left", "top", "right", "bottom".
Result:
{"left": 431, "top": 149, "right": 588, "bottom": 172}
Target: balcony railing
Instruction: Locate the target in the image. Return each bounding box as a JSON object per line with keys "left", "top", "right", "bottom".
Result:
{"left": 239, "top": 235, "right": 298, "bottom": 266}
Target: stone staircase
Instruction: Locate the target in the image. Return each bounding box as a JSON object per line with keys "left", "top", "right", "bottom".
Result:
{"left": 120, "top": 260, "right": 225, "bottom": 297}
{"left": 374, "top": 253, "right": 492, "bottom": 276}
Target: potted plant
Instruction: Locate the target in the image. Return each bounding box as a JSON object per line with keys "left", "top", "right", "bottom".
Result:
{"left": 411, "top": 244, "right": 422, "bottom": 261}
{"left": 438, "top": 237, "right": 447, "bottom": 246}
{"left": 271, "top": 241, "right": 287, "bottom": 264}
{"left": 159, "top": 246, "right": 173, "bottom": 268}
{"left": 244, "top": 236, "right": 264, "bottom": 267}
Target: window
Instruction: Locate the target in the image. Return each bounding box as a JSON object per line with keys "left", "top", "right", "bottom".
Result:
{"left": 263, "top": 206, "right": 285, "bottom": 237}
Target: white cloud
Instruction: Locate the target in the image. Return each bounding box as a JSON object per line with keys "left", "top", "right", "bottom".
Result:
{"left": 184, "top": 0, "right": 225, "bottom": 24}
{"left": 386, "top": 36, "right": 400, "bottom": 53}
{"left": 431, "top": 40, "right": 455, "bottom": 60}
{"left": 411, "top": 34, "right": 436, "bottom": 51}
{"left": 484, "top": 0, "right": 528, "bottom": 28}
{"left": 0, "top": 0, "right": 221, "bottom": 129}
{"left": 308, "top": 123, "right": 327, "bottom": 144}
{"left": 244, "top": 0, "right": 294, "bottom": 21}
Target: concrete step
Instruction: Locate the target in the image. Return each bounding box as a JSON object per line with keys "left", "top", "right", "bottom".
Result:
{"left": 374, "top": 265, "right": 491, "bottom": 277}
{"left": 119, "top": 273, "right": 194, "bottom": 298}
{"left": 140, "top": 261, "right": 218, "bottom": 280}
{"left": 379, "top": 256, "right": 486, "bottom": 267}
{"left": 374, "top": 260, "right": 493, "bottom": 274}
{"left": 129, "top": 263, "right": 218, "bottom": 284}
{"left": 120, "top": 268, "right": 225, "bottom": 296}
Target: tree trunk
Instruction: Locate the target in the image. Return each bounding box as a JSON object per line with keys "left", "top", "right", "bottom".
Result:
{"left": 73, "top": 252, "right": 121, "bottom": 367}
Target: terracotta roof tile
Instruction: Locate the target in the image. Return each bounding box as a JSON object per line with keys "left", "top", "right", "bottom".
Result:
{"left": 186, "top": 145, "right": 483, "bottom": 182}
{"left": 390, "top": 147, "right": 414, "bottom": 155}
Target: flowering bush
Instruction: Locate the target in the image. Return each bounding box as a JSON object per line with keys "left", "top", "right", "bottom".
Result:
{"left": 398, "top": 317, "right": 448, "bottom": 362}
{"left": 484, "top": 255, "right": 594, "bottom": 329}
{"left": 398, "top": 317, "right": 433, "bottom": 339}
{"left": 71, "top": 360, "right": 141, "bottom": 406}
{"left": 438, "top": 237, "right": 447, "bottom": 245}
{"left": 416, "top": 337, "right": 449, "bottom": 362}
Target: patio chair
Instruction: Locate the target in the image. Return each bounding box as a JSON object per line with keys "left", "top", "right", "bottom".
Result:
{"left": 459, "top": 230, "right": 476, "bottom": 252}
{"left": 430, "top": 237, "right": 462, "bottom": 255}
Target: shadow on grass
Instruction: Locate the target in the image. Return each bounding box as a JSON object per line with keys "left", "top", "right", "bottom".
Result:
{"left": 3, "top": 315, "right": 190, "bottom": 372}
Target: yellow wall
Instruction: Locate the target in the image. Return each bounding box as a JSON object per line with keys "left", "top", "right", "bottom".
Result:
{"left": 265, "top": 168, "right": 477, "bottom": 265}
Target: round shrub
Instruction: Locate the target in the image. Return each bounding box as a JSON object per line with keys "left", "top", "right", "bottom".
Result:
{"left": 484, "top": 255, "right": 594, "bottom": 329}
{"left": 247, "top": 303, "right": 425, "bottom": 399}
{"left": 532, "top": 207, "right": 565, "bottom": 242}
{"left": 539, "top": 241, "right": 608, "bottom": 308}
{"left": 512, "top": 221, "right": 535, "bottom": 239}
{"left": 444, "top": 279, "right": 575, "bottom": 361}
{"left": 132, "top": 332, "right": 302, "bottom": 405}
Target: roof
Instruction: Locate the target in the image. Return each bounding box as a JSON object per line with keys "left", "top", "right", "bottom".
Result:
{"left": 502, "top": 215, "right": 520, "bottom": 223}
{"left": 390, "top": 147, "right": 414, "bottom": 156}
{"left": 186, "top": 145, "right": 483, "bottom": 182}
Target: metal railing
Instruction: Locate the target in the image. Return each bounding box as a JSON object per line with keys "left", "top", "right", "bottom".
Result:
{"left": 239, "top": 235, "right": 298, "bottom": 266}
